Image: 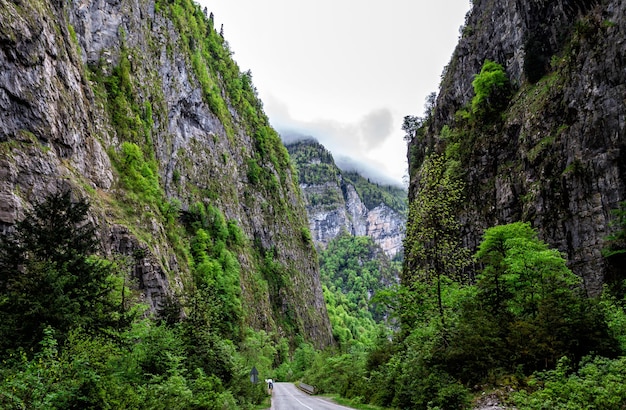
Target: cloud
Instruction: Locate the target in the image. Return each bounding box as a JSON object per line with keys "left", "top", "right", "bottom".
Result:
{"left": 359, "top": 108, "right": 393, "bottom": 150}
{"left": 265, "top": 94, "right": 405, "bottom": 186}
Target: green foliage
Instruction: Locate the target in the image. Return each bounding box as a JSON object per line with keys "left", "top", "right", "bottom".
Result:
{"left": 306, "top": 189, "right": 344, "bottom": 208}
{"left": 259, "top": 248, "right": 291, "bottom": 320}
{"left": 402, "top": 115, "right": 424, "bottom": 142}
{"left": 600, "top": 287, "right": 626, "bottom": 351}
{"left": 287, "top": 139, "right": 341, "bottom": 186}
{"left": 343, "top": 171, "right": 408, "bottom": 215}
{"left": 403, "top": 153, "right": 471, "bottom": 330}
{"left": 471, "top": 60, "right": 511, "bottom": 116}
{"left": 513, "top": 356, "right": 626, "bottom": 409}
{"left": 96, "top": 49, "right": 155, "bottom": 149}
{"left": 440, "top": 223, "right": 619, "bottom": 384}
{"left": 475, "top": 222, "right": 579, "bottom": 316}
{"left": 320, "top": 234, "right": 398, "bottom": 335}
{"left": 158, "top": 0, "right": 275, "bottom": 143}
{"left": 189, "top": 219, "right": 243, "bottom": 340}
{"left": 0, "top": 189, "right": 275, "bottom": 408}
{"left": 246, "top": 157, "right": 262, "bottom": 185}
{"left": 254, "top": 125, "right": 291, "bottom": 181}
{"left": 603, "top": 201, "right": 626, "bottom": 259}
{"left": 315, "top": 220, "right": 621, "bottom": 409}
{"left": 305, "top": 351, "right": 369, "bottom": 399}
{"left": 287, "top": 139, "right": 407, "bottom": 214}
{"left": 0, "top": 191, "right": 130, "bottom": 357}
{"left": 0, "top": 319, "right": 266, "bottom": 409}
{"left": 115, "top": 141, "right": 161, "bottom": 204}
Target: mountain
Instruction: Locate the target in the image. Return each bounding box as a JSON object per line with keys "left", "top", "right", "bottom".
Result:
{"left": 285, "top": 138, "right": 406, "bottom": 259}
{"left": 406, "top": 0, "right": 626, "bottom": 295}
{"left": 0, "top": 0, "right": 332, "bottom": 347}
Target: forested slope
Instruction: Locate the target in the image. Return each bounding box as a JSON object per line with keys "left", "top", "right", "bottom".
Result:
{"left": 0, "top": 0, "right": 332, "bottom": 407}
{"left": 278, "top": 1, "right": 626, "bottom": 409}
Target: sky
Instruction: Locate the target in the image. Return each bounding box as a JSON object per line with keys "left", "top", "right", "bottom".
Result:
{"left": 197, "top": 0, "right": 472, "bottom": 186}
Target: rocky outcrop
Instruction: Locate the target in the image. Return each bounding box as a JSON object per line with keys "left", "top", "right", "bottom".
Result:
{"left": 287, "top": 139, "right": 406, "bottom": 258}
{"left": 408, "top": 0, "right": 626, "bottom": 294}
{"left": 0, "top": 0, "right": 333, "bottom": 347}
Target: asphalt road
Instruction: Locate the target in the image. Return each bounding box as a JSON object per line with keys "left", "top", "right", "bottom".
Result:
{"left": 270, "top": 382, "right": 356, "bottom": 410}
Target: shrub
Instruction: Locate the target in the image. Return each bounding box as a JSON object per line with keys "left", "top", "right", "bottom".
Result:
{"left": 471, "top": 60, "right": 511, "bottom": 119}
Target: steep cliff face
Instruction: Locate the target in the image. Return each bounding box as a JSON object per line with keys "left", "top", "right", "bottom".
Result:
{"left": 286, "top": 139, "right": 406, "bottom": 258}
{"left": 0, "top": 0, "right": 333, "bottom": 347}
{"left": 408, "top": 0, "right": 625, "bottom": 294}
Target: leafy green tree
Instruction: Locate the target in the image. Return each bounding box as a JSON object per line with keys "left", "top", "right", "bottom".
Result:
{"left": 513, "top": 356, "right": 626, "bottom": 409}
{"left": 403, "top": 153, "right": 470, "bottom": 330}
{"left": 0, "top": 191, "right": 126, "bottom": 357}
{"left": 442, "top": 222, "right": 619, "bottom": 383}
{"left": 604, "top": 201, "right": 626, "bottom": 258}
{"left": 402, "top": 115, "right": 423, "bottom": 142}
{"left": 470, "top": 59, "right": 511, "bottom": 119}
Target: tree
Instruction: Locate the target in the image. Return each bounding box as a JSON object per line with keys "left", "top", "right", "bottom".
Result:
{"left": 603, "top": 201, "right": 626, "bottom": 290}
{"left": 470, "top": 59, "right": 511, "bottom": 118}
{"left": 0, "top": 191, "right": 124, "bottom": 356}
{"left": 402, "top": 153, "right": 470, "bottom": 331}
{"left": 445, "top": 222, "right": 620, "bottom": 378}
{"left": 402, "top": 115, "right": 423, "bottom": 142}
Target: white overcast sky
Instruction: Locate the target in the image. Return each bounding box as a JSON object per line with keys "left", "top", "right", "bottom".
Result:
{"left": 197, "top": 0, "right": 472, "bottom": 186}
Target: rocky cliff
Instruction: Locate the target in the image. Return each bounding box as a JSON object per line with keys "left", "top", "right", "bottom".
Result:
{"left": 0, "top": 0, "right": 333, "bottom": 347}
{"left": 407, "top": 0, "right": 625, "bottom": 294}
{"left": 286, "top": 138, "right": 406, "bottom": 259}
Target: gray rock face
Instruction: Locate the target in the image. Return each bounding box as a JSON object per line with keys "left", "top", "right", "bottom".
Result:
{"left": 0, "top": 0, "right": 113, "bottom": 220}
{"left": 107, "top": 224, "right": 173, "bottom": 311}
{"left": 287, "top": 139, "right": 406, "bottom": 258}
{"left": 409, "top": 0, "right": 626, "bottom": 294}
{"left": 0, "top": 0, "right": 333, "bottom": 346}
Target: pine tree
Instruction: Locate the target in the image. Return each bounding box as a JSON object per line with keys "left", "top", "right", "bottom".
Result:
{"left": 0, "top": 190, "right": 122, "bottom": 357}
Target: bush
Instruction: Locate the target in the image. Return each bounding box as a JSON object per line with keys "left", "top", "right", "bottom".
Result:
{"left": 513, "top": 356, "right": 626, "bottom": 409}
{"left": 470, "top": 60, "right": 511, "bottom": 120}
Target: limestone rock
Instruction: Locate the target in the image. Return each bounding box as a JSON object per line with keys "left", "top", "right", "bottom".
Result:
{"left": 0, "top": 0, "right": 333, "bottom": 347}
{"left": 287, "top": 139, "right": 406, "bottom": 259}
{"left": 408, "top": 0, "right": 626, "bottom": 294}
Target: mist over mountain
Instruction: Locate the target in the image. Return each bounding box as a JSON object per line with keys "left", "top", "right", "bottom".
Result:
{"left": 285, "top": 138, "right": 406, "bottom": 259}
{"left": 279, "top": 130, "right": 406, "bottom": 187}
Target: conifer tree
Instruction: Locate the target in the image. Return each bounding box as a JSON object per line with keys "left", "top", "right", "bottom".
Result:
{"left": 0, "top": 190, "right": 122, "bottom": 356}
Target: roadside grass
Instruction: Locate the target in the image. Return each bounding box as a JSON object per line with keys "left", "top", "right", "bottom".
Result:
{"left": 321, "top": 394, "right": 393, "bottom": 410}
{"left": 255, "top": 395, "right": 271, "bottom": 409}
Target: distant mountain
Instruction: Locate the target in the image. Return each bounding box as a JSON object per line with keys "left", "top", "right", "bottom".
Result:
{"left": 286, "top": 138, "right": 406, "bottom": 258}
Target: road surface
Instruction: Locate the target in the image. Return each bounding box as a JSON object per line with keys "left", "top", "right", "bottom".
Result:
{"left": 270, "top": 382, "right": 356, "bottom": 410}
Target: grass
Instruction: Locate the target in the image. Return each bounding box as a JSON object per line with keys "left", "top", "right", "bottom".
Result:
{"left": 254, "top": 396, "right": 271, "bottom": 409}
{"left": 320, "top": 394, "right": 392, "bottom": 410}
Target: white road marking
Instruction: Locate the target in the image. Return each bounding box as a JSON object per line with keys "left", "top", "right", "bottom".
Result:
{"left": 285, "top": 385, "right": 314, "bottom": 410}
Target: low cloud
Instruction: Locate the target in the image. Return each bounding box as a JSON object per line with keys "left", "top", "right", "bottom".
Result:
{"left": 265, "top": 96, "right": 404, "bottom": 186}
{"left": 360, "top": 108, "right": 393, "bottom": 150}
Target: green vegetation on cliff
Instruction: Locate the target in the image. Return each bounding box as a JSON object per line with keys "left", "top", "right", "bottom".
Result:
{"left": 0, "top": 191, "right": 289, "bottom": 409}
{"left": 343, "top": 171, "right": 407, "bottom": 215}
{"left": 287, "top": 139, "right": 407, "bottom": 214}
{"left": 296, "top": 218, "right": 625, "bottom": 409}
{"left": 0, "top": 0, "right": 335, "bottom": 407}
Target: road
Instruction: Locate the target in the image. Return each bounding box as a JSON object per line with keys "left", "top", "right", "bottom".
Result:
{"left": 270, "top": 382, "right": 356, "bottom": 410}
